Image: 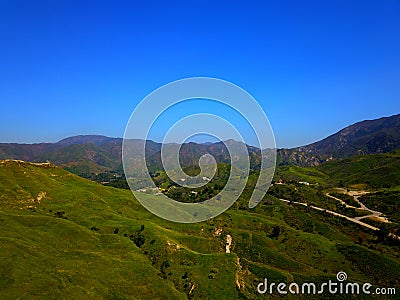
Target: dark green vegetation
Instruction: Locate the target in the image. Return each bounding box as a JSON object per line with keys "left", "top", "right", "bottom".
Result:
{"left": 267, "top": 184, "right": 370, "bottom": 219}
{"left": 1, "top": 160, "right": 399, "bottom": 299}
{"left": 360, "top": 191, "right": 400, "bottom": 223}
{"left": 150, "top": 164, "right": 230, "bottom": 203}
{"left": 329, "top": 192, "right": 361, "bottom": 208}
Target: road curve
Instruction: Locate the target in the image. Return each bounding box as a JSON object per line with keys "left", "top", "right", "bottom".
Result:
{"left": 279, "top": 198, "right": 379, "bottom": 231}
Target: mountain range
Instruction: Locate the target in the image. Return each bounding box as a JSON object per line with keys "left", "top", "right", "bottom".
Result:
{"left": 0, "top": 114, "right": 399, "bottom": 175}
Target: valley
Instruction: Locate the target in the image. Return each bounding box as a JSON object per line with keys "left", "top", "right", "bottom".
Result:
{"left": 0, "top": 151, "right": 399, "bottom": 299}
{"left": 0, "top": 114, "right": 399, "bottom": 299}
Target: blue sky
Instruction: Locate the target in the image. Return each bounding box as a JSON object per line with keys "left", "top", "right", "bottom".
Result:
{"left": 1, "top": 0, "right": 399, "bottom": 148}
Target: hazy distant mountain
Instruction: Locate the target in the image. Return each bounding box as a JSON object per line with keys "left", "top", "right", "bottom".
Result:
{"left": 0, "top": 142, "right": 59, "bottom": 161}
{"left": 0, "top": 136, "right": 161, "bottom": 175}
{"left": 146, "top": 140, "right": 262, "bottom": 172}
{"left": 0, "top": 137, "right": 261, "bottom": 176}
{"left": 0, "top": 114, "right": 399, "bottom": 173}
{"left": 56, "top": 135, "right": 122, "bottom": 146}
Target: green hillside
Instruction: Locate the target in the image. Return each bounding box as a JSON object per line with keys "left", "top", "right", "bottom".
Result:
{"left": 273, "top": 149, "right": 400, "bottom": 190}
{"left": 316, "top": 149, "right": 400, "bottom": 189}
{"left": 0, "top": 160, "right": 399, "bottom": 299}
{"left": 274, "top": 165, "right": 331, "bottom": 186}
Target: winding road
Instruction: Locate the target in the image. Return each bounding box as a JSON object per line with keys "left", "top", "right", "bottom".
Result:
{"left": 325, "top": 190, "right": 388, "bottom": 222}
{"left": 279, "top": 198, "right": 380, "bottom": 231}
{"left": 278, "top": 190, "right": 400, "bottom": 241}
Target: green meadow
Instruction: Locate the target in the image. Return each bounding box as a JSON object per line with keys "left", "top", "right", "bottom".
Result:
{"left": 0, "top": 160, "right": 399, "bottom": 299}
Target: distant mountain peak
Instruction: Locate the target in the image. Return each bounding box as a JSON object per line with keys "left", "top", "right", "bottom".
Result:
{"left": 57, "top": 135, "right": 121, "bottom": 146}
{"left": 278, "top": 113, "right": 400, "bottom": 166}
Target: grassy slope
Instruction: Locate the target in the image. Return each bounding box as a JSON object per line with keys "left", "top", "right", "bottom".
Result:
{"left": 0, "top": 160, "right": 399, "bottom": 299}
{"left": 316, "top": 149, "right": 400, "bottom": 189}
{"left": 274, "top": 165, "right": 331, "bottom": 186}
{"left": 274, "top": 149, "right": 400, "bottom": 190}
{"left": 0, "top": 161, "right": 184, "bottom": 299}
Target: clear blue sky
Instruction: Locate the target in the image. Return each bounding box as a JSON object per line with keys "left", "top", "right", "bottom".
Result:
{"left": 1, "top": 0, "right": 399, "bottom": 148}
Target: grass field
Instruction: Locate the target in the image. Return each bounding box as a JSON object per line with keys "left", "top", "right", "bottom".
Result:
{"left": 0, "top": 160, "right": 399, "bottom": 299}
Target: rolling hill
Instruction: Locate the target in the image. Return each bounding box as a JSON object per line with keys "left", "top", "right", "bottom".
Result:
{"left": 0, "top": 160, "right": 399, "bottom": 298}
{"left": 316, "top": 148, "right": 400, "bottom": 189}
